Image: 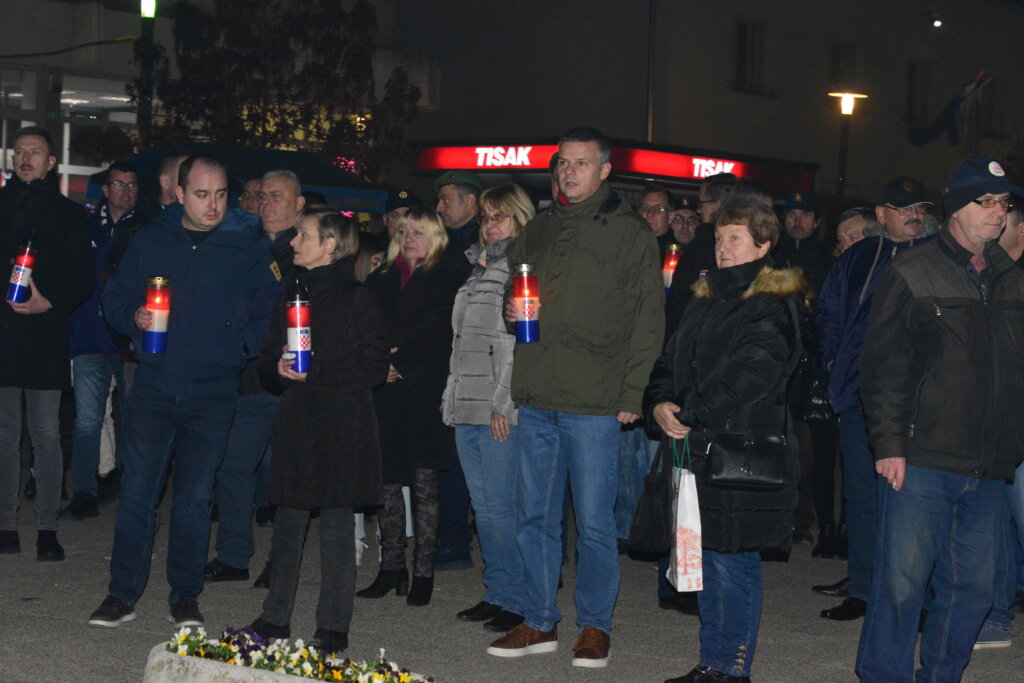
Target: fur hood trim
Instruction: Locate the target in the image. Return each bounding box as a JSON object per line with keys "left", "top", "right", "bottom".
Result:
{"left": 692, "top": 266, "right": 809, "bottom": 302}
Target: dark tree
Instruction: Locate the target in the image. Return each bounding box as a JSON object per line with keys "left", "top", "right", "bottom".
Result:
{"left": 132, "top": 0, "right": 419, "bottom": 185}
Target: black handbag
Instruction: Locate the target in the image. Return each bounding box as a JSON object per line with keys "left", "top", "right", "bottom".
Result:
{"left": 704, "top": 431, "right": 788, "bottom": 491}
{"left": 627, "top": 438, "right": 675, "bottom": 554}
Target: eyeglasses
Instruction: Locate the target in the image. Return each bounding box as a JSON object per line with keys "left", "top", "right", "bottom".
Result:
{"left": 671, "top": 215, "right": 700, "bottom": 226}
{"left": 639, "top": 204, "right": 668, "bottom": 215}
{"left": 107, "top": 180, "right": 138, "bottom": 191}
{"left": 971, "top": 197, "right": 1014, "bottom": 210}
{"left": 883, "top": 204, "right": 928, "bottom": 215}
{"left": 481, "top": 213, "right": 510, "bottom": 224}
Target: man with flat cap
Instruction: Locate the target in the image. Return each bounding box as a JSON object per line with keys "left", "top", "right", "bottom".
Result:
{"left": 813, "top": 176, "right": 936, "bottom": 621}
{"left": 435, "top": 170, "right": 483, "bottom": 249}
{"left": 856, "top": 156, "right": 1024, "bottom": 681}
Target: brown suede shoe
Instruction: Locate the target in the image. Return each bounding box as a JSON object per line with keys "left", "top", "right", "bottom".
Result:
{"left": 571, "top": 626, "right": 610, "bottom": 668}
{"left": 486, "top": 623, "right": 557, "bottom": 657}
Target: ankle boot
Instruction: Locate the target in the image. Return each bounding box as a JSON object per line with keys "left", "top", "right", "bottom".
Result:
{"left": 36, "top": 530, "right": 65, "bottom": 562}
{"left": 356, "top": 566, "right": 408, "bottom": 599}
{"left": 812, "top": 522, "right": 836, "bottom": 559}
{"left": 406, "top": 575, "right": 434, "bottom": 606}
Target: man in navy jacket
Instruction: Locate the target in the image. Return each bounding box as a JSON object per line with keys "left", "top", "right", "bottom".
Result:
{"left": 811, "top": 177, "right": 935, "bottom": 621}
{"left": 88, "top": 156, "right": 280, "bottom": 629}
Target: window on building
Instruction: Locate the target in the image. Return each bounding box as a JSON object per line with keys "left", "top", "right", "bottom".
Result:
{"left": 830, "top": 43, "right": 860, "bottom": 88}
{"left": 906, "top": 62, "right": 933, "bottom": 125}
{"left": 731, "top": 22, "right": 779, "bottom": 97}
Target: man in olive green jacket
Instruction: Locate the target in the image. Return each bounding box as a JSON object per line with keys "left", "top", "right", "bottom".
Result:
{"left": 486, "top": 127, "right": 663, "bottom": 668}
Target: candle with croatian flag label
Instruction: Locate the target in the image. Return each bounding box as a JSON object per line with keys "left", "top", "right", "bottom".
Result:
{"left": 513, "top": 263, "right": 539, "bottom": 344}
{"left": 6, "top": 244, "right": 36, "bottom": 303}
{"left": 286, "top": 280, "right": 312, "bottom": 372}
{"left": 144, "top": 276, "right": 171, "bottom": 353}
{"left": 662, "top": 243, "right": 680, "bottom": 292}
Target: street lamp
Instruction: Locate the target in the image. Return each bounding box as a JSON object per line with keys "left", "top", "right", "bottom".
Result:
{"left": 828, "top": 91, "right": 867, "bottom": 199}
{"left": 138, "top": 1, "right": 156, "bottom": 149}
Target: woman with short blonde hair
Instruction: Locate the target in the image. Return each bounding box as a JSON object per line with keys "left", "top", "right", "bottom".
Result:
{"left": 385, "top": 206, "right": 448, "bottom": 271}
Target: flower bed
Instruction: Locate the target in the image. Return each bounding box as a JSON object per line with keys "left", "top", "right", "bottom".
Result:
{"left": 144, "top": 627, "right": 433, "bottom": 682}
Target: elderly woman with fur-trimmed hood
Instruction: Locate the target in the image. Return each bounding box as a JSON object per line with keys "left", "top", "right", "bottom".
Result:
{"left": 644, "top": 197, "right": 806, "bottom": 683}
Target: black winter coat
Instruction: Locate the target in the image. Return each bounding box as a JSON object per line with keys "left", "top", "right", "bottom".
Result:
{"left": 0, "top": 175, "right": 95, "bottom": 389}
{"left": 644, "top": 258, "right": 805, "bottom": 553}
{"left": 259, "top": 257, "right": 389, "bottom": 509}
{"left": 366, "top": 255, "right": 465, "bottom": 484}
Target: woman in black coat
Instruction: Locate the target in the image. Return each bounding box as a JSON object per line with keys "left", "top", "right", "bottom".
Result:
{"left": 644, "top": 199, "right": 805, "bottom": 683}
{"left": 247, "top": 212, "right": 389, "bottom": 654}
{"left": 358, "top": 206, "right": 465, "bottom": 607}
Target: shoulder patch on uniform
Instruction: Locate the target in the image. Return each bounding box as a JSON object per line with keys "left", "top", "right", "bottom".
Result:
{"left": 270, "top": 261, "right": 282, "bottom": 281}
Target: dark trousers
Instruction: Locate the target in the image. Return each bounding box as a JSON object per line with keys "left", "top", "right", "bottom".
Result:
{"left": 437, "top": 441, "right": 472, "bottom": 562}
{"left": 212, "top": 392, "right": 278, "bottom": 569}
{"left": 381, "top": 468, "right": 440, "bottom": 577}
{"left": 810, "top": 420, "right": 840, "bottom": 528}
{"left": 261, "top": 506, "right": 355, "bottom": 633}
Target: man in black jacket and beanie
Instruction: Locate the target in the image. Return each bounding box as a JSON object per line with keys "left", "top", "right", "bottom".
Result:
{"left": 0, "top": 126, "right": 95, "bottom": 560}
{"left": 856, "top": 155, "right": 1024, "bottom": 682}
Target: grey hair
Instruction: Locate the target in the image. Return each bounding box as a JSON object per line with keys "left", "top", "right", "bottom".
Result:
{"left": 261, "top": 169, "right": 301, "bottom": 187}
{"left": 838, "top": 206, "right": 875, "bottom": 223}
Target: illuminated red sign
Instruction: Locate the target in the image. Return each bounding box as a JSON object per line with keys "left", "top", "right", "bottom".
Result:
{"left": 417, "top": 145, "right": 559, "bottom": 171}
{"left": 416, "top": 144, "right": 814, "bottom": 192}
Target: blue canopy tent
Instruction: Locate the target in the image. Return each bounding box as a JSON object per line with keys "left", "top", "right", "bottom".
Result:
{"left": 86, "top": 142, "right": 385, "bottom": 213}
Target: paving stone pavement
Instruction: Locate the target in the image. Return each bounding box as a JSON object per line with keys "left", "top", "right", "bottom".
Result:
{"left": 1, "top": 495, "right": 1020, "bottom": 682}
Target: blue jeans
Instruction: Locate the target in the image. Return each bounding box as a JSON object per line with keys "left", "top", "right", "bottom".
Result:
{"left": 455, "top": 424, "right": 525, "bottom": 613}
{"left": 71, "top": 354, "right": 125, "bottom": 497}
{"left": 856, "top": 466, "right": 1005, "bottom": 682}
{"left": 698, "top": 550, "right": 763, "bottom": 677}
{"left": 614, "top": 426, "right": 658, "bottom": 540}
{"left": 516, "top": 405, "right": 620, "bottom": 633}
{"left": 213, "top": 392, "right": 279, "bottom": 569}
{"left": 107, "top": 385, "right": 236, "bottom": 607}
{"left": 840, "top": 410, "right": 875, "bottom": 601}
{"left": 984, "top": 457, "right": 1024, "bottom": 631}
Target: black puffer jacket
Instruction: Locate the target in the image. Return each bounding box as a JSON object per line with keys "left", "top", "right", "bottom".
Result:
{"left": 861, "top": 229, "right": 1024, "bottom": 480}
{"left": 644, "top": 257, "right": 805, "bottom": 553}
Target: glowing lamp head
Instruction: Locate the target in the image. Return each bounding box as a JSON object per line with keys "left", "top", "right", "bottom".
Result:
{"left": 140, "top": 0, "right": 156, "bottom": 19}
{"left": 829, "top": 91, "right": 868, "bottom": 116}
{"left": 146, "top": 276, "right": 171, "bottom": 310}
{"left": 15, "top": 245, "right": 36, "bottom": 268}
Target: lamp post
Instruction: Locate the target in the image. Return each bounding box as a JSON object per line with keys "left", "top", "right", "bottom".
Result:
{"left": 138, "top": 0, "right": 156, "bottom": 149}
{"left": 828, "top": 91, "right": 867, "bottom": 199}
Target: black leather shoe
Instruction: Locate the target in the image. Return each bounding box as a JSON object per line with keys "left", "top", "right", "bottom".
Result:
{"left": 61, "top": 492, "right": 99, "bottom": 519}
{"left": 484, "top": 610, "right": 525, "bottom": 632}
{"left": 0, "top": 530, "right": 20, "bottom": 554}
{"left": 310, "top": 627, "right": 348, "bottom": 654}
{"left": 812, "top": 576, "right": 849, "bottom": 597}
{"left": 255, "top": 506, "right": 275, "bottom": 527}
{"left": 36, "top": 530, "right": 65, "bottom": 561}
{"left": 248, "top": 617, "right": 290, "bottom": 640}
{"left": 665, "top": 666, "right": 750, "bottom": 682}
{"left": 356, "top": 566, "right": 409, "bottom": 598}
{"left": 253, "top": 561, "right": 271, "bottom": 589}
{"left": 406, "top": 575, "right": 434, "bottom": 606}
{"left": 457, "top": 600, "right": 502, "bottom": 622}
{"left": 820, "top": 597, "right": 867, "bottom": 621}
{"left": 659, "top": 592, "right": 699, "bottom": 615}
{"left": 205, "top": 558, "right": 249, "bottom": 582}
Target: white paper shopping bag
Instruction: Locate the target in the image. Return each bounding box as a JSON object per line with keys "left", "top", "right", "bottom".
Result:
{"left": 666, "top": 437, "right": 703, "bottom": 592}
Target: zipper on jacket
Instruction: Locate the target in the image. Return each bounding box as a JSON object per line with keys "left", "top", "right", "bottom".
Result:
{"left": 908, "top": 369, "right": 930, "bottom": 438}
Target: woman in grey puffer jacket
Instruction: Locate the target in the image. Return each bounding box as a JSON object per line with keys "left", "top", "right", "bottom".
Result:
{"left": 441, "top": 184, "right": 534, "bottom": 632}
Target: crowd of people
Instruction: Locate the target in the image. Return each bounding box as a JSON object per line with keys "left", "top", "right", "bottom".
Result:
{"left": 1, "top": 123, "right": 1023, "bottom": 682}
